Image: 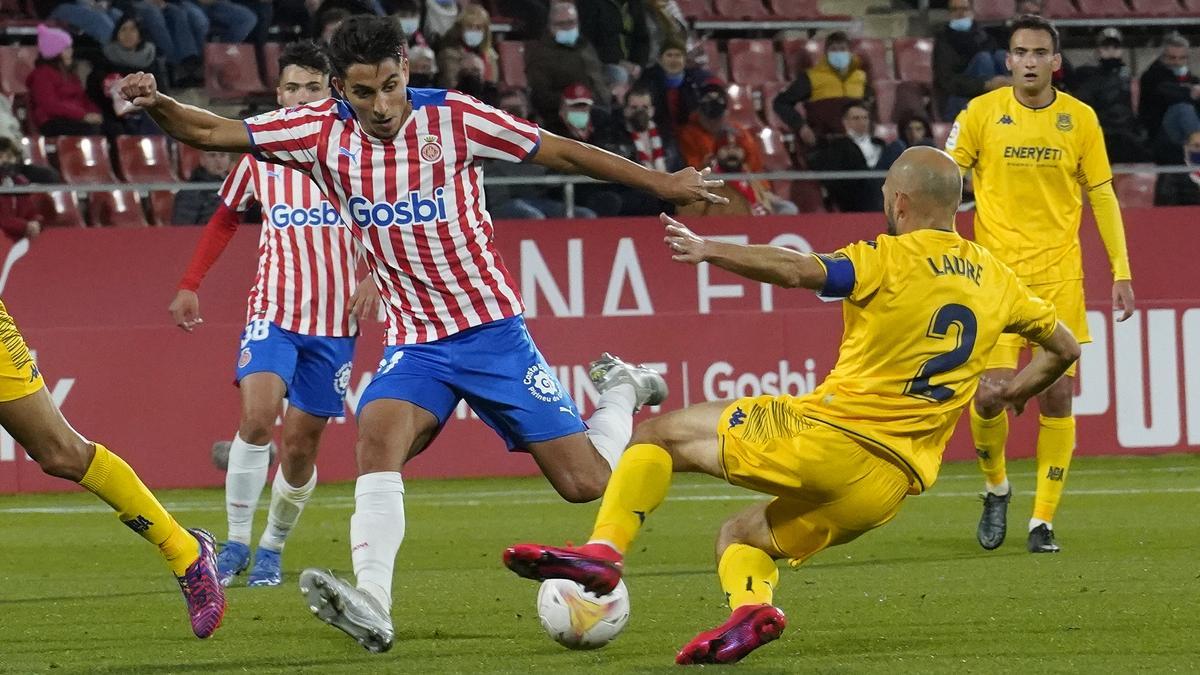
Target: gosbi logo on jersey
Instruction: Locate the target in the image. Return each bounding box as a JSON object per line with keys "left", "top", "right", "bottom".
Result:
{"left": 347, "top": 190, "right": 449, "bottom": 227}
{"left": 269, "top": 201, "right": 341, "bottom": 228}
{"left": 419, "top": 134, "right": 443, "bottom": 163}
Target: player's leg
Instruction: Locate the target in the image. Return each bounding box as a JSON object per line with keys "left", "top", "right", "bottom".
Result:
{"left": 249, "top": 335, "right": 354, "bottom": 585}
{"left": 972, "top": 334, "right": 1021, "bottom": 550}
{"left": 0, "top": 387, "right": 225, "bottom": 637}
{"left": 300, "top": 344, "right": 457, "bottom": 653}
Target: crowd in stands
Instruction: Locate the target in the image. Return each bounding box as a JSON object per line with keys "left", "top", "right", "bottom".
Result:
{"left": 4, "top": 0, "right": 1200, "bottom": 234}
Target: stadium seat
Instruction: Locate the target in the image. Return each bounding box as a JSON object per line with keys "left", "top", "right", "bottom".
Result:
{"left": 725, "top": 84, "right": 759, "bottom": 127}
{"left": 1136, "top": 0, "right": 1187, "bottom": 14}
{"left": 88, "top": 190, "right": 149, "bottom": 227}
{"left": 756, "top": 126, "right": 794, "bottom": 198}
{"left": 874, "top": 122, "right": 898, "bottom": 143}
{"left": 973, "top": 3, "right": 1012, "bottom": 21}
{"left": 698, "top": 40, "right": 728, "bottom": 82}
{"left": 727, "top": 39, "right": 781, "bottom": 85}
{"left": 674, "top": 0, "right": 714, "bottom": 19}
{"left": 55, "top": 136, "right": 118, "bottom": 183}
{"left": 759, "top": 81, "right": 793, "bottom": 131}
{"left": 932, "top": 122, "right": 952, "bottom": 148}
{"left": 0, "top": 46, "right": 36, "bottom": 95}
{"left": 148, "top": 191, "right": 176, "bottom": 226}
{"left": 894, "top": 81, "right": 932, "bottom": 124}
{"left": 892, "top": 38, "right": 933, "bottom": 84}
{"left": 261, "top": 41, "right": 282, "bottom": 83}
{"left": 1040, "top": 0, "right": 1078, "bottom": 17}
{"left": 177, "top": 143, "right": 206, "bottom": 180}
{"left": 498, "top": 40, "right": 527, "bottom": 88}
{"left": 873, "top": 78, "right": 898, "bottom": 124}
{"left": 765, "top": 0, "right": 826, "bottom": 18}
{"left": 19, "top": 135, "right": 45, "bottom": 166}
{"left": 712, "top": 0, "right": 770, "bottom": 20}
{"left": 32, "top": 190, "right": 85, "bottom": 228}
{"left": 779, "top": 38, "right": 814, "bottom": 81}
{"left": 1075, "top": 0, "right": 1132, "bottom": 16}
{"left": 204, "top": 43, "right": 267, "bottom": 99}
{"left": 1114, "top": 172, "right": 1156, "bottom": 208}
{"left": 851, "top": 38, "right": 888, "bottom": 82}
{"left": 115, "top": 135, "right": 176, "bottom": 183}
{"left": 805, "top": 97, "right": 856, "bottom": 137}
{"left": 1130, "top": 77, "right": 1140, "bottom": 114}
{"left": 788, "top": 152, "right": 825, "bottom": 212}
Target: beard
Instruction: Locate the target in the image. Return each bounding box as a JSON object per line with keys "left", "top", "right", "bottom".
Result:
{"left": 884, "top": 202, "right": 897, "bottom": 235}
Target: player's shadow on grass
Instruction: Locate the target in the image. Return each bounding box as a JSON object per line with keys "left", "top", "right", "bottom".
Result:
{"left": 0, "top": 588, "right": 176, "bottom": 605}
{"left": 89, "top": 656, "right": 360, "bottom": 673}
{"left": 805, "top": 548, "right": 1026, "bottom": 570}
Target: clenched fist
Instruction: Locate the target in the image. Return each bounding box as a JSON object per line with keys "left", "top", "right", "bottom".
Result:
{"left": 117, "top": 72, "right": 162, "bottom": 109}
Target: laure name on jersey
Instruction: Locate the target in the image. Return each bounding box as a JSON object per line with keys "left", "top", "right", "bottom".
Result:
{"left": 926, "top": 253, "right": 983, "bottom": 286}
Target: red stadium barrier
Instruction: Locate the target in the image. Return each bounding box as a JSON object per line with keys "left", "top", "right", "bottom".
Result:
{"left": 1, "top": 208, "right": 1198, "bottom": 493}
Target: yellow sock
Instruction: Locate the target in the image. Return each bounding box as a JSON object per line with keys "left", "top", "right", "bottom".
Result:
{"left": 1033, "top": 415, "right": 1075, "bottom": 523}
{"left": 588, "top": 443, "right": 672, "bottom": 554}
{"left": 718, "top": 543, "right": 779, "bottom": 610}
{"left": 79, "top": 444, "right": 200, "bottom": 576}
{"left": 970, "top": 404, "right": 1009, "bottom": 488}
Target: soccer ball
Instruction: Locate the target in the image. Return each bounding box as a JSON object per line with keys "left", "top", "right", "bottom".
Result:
{"left": 536, "top": 578, "right": 630, "bottom": 650}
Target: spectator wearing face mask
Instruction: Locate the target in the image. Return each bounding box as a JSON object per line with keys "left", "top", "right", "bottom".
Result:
{"left": 407, "top": 45, "right": 439, "bottom": 89}
{"left": 1139, "top": 34, "right": 1200, "bottom": 162}
{"left": 453, "top": 53, "right": 500, "bottom": 106}
{"left": 392, "top": 0, "right": 428, "bottom": 47}
{"left": 424, "top": 0, "right": 462, "bottom": 45}
{"left": 485, "top": 88, "right": 598, "bottom": 219}
{"left": 772, "top": 31, "right": 872, "bottom": 147}
{"left": 677, "top": 129, "right": 796, "bottom": 217}
{"left": 1073, "top": 28, "right": 1148, "bottom": 164}
{"left": 597, "top": 85, "right": 681, "bottom": 215}
{"left": 809, "top": 101, "right": 904, "bottom": 212}
{"left": 437, "top": 4, "right": 500, "bottom": 89}
{"left": 933, "top": 0, "right": 1009, "bottom": 122}
{"left": 635, "top": 38, "right": 711, "bottom": 137}
{"left": 526, "top": 0, "right": 611, "bottom": 122}
{"left": 1154, "top": 130, "right": 1200, "bottom": 206}
{"left": 541, "top": 83, "right": 623, "bottom": 216}
{"left": 678, "top": 80, "right": 763, "bottom": 173}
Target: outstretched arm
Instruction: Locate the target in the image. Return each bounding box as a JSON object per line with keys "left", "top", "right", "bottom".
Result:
{"left": 532, "top": 131, "right": 727, "bottom": 206}
{"left": 661, "top": 214, "right": 827, "bottom": 288}
{"left": 118, "top": 72, "right": 251, "bottom": 152}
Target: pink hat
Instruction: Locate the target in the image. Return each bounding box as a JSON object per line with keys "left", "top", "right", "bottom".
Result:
{"left": 37, "top": 24, "right": 72, "bottom": 59}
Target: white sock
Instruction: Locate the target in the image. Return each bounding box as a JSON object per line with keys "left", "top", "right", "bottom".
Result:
{"left": 225, "top": 433, "right": 271, "bottom": 545}
{"left": 985, "top": 478, "right": 1011, "bottom": 497}
{"left": 350, "top": 471, "right": 405, "bottom": 611}
{"left": 258, "top": 467, "right": 317, "bottom": 552}
{"left": 1029, "top": 517, "right": 1052, "bottom": 531}
{"left": 584, "top": 383, "right": 637, "bottom": 470}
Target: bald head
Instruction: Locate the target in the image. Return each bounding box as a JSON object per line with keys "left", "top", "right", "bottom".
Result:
{"left": 882, "top": 146, "right": 962, "bottom": 233}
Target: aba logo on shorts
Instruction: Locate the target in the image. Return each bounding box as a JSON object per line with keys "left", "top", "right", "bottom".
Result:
{"left": 334, "top": 362, "right": 352, "bottom": 396}
{"left": 728, "top": 407, "right": 746, "bottom": 429}
{"left": 524, "top": 364, "right": 562, "bottom": 403}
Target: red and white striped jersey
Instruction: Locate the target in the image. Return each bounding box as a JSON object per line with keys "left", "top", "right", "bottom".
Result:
{"left": 219, "top": 155, "right": 361, "bottom": 337}
{"left": 243, "top": 90, "right": 542, "bottom": 345}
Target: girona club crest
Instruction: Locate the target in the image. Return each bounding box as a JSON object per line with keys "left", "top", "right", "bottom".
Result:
{"left": 419, "top": 134, "right": 443, "bottom": 163}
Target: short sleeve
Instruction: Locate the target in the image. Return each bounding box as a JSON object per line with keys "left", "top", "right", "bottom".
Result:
{"left": 244, "top": 99, "right": 337, "bottom": 173}
{"left": 1004, "top": 276, "right": 1059, "bottom": 343}
{"left": 944, "top": 103, "right": 978, "bottom": 171}
{"left": 814, "top": 238, "right": 885, "bottom": 303}
{"left": 1076, "top": 106, "right": 1114, "bottom": 190}
{"left": 218, "top": 154, "right": 256, "bottom": 212}
{"left": 452, "top": 91, "right": 542, "bottom": 163}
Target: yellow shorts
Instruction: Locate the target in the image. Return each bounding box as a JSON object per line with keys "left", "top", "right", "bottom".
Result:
{"left": 717, "top": 395, "right": 910, "bottom": 566}
{"left": 987, "top": 278, "right": 1091, "bottom": 378}
{"left": 0, "top": 300, "right": 45, "bottom": 403}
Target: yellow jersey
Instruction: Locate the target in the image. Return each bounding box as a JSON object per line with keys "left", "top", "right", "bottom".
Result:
{"left": 946, "top": 87, "right": 1128, "bottom": 285}
{"left": 802, "top": 229, "right": 1058, "bottom": 492}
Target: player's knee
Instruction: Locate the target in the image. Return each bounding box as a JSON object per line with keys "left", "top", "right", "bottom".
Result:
{"left": 34, "top": 436, "right": 93, "bottom": 482}
{"left": 549, "top": 467, "right": 608, "bottom": 504}
{"left": 629, "top": 415, "right": 671, "bottom": 449}
{"left": 238, "top": 414, "right": 274, "bottom": 446}
{"left": 1040, "top": 380, "right": 1073, "bottom": 417}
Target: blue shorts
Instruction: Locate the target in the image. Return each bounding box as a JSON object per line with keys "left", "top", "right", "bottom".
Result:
{"left": 235, "top": 319, "right": 357, "bottom": 418}
{"left": 356, "top": 315, "right": 585, "bottom": 451}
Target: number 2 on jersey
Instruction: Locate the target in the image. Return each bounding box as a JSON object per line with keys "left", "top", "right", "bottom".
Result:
{"left": 904, "top": 304, "right": 978, "bottom": 402}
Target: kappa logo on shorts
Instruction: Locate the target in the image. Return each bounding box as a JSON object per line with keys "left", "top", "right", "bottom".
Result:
{"left": 524, "top": 364, "right": 563, "bottom": 403}
{"left": 334, "top": 362, "right": 352, "bottom": 395}
{"left": 728, "top": 407, "right": 746, "bottom": 429}
{"left": 238, "top": 348, "right": 252, "bottom": 368}
{"left": 29, "top": 363, "right": 39, "bottom": 382}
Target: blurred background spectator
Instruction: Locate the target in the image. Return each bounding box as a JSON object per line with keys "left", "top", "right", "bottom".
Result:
{"left": 678, "top": 80, "right": 760, "bottom": 171}
{"left": 595, "top": 85, "right": 680, "bottom": 215}
{"left": 526, "top": 1, "right": 610, "bottom": 122}
{"left": 392, "top": 0, "right": 427, "bottom": 46}
{"left": 173, "top": 151, "right": 232, "bottom": 225}
{"left": 27, "top": 25, "right": 104, "bottom": 137}
{"left": 437, "top": 4, "right": 499, "bottom": 88}
{"left": 408, "top": 44, "right": 438, "bottom": 88}
{"left": 898, "top": 114, "right": 935, "bottom": 148}
{"left": 45, "top": 0, "right": 121, "bottom": 45}
{"left": 772, "top": 31, "right": 871, "bottom": 147}
{"left": 678, "top": 129, "right": 796, "bottom": 217}
{"left": 423, "top": 0, "right": 462, "bottom": 45}
{"left": 643, "top": 0, "right": 688, "bottom": 65}
{"left": 810, "top": 102, "right": 904, "bottom": 212}
{"left": 933, "top": 0, "right": 1008, "bottom": 122}
{"left": 1073, "top": 28, "right": 1148, "bottom": 164}
{"left": 543, "top": 83, "right": 622, "bottom": 216}
{"left": 453, "top": 52, "right": 498, "bottom": 104}
{"left": 131, "top": 0, "right": 205, "bottom": 86}
{"left": 87, "top": 16, "right": 166, "bottom": 138}
{"left": 636, "top": 38, "right": 710, "bottom": 137}
{"left": 0, "top": 136, "right": 60, "bottom": 241}
{"left": 1154, "top": 130, "right": 1200, "bottom": 206}
{"left": 577, "top": 0, "right": 650, "bottom": 86}
{"left": 1139, "top": 34, "right": 1200, "bottom": 164}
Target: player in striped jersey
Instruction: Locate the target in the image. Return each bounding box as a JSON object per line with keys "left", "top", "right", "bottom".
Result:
{"left": 168, "top": 41, "right": 378, "bottom": 588}
{"left": 120, "top": 15, "right": 724, "bottom": 651}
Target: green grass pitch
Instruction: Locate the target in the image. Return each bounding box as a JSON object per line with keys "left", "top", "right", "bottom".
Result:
{"left": 2, "top": 453, "right": 1199, "bottom": 674}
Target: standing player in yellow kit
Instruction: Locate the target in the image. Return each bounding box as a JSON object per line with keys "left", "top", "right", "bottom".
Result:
{"left": 946, "top": 15, "right": 1135, "bottom": 553}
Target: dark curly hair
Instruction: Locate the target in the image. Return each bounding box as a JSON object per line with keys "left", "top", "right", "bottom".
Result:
{"left": 327, "top": 15, "right": 408, "bottom": 79}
